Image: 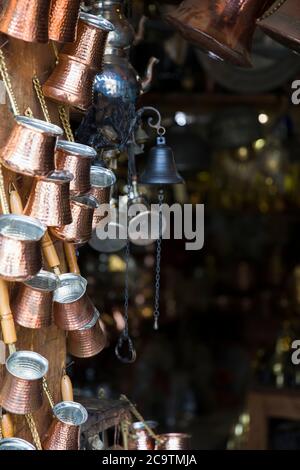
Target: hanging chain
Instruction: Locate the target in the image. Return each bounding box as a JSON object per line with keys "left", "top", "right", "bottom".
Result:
{"left": 0, "top": 49, "right": 20, "bottom": 116}
{"left": 25, "top": 414, "right": 42, "bottom": 450}
{"left": 32, "top": 76, "right": 51, "bottom": 123}
{"left": 58, "top": 105, "right": 75, "bottom": 142}
{"left": 153, "top": 189, "right": 164, "bottom": 330}
{"left": 42, "top": 377, "right": 54, "bottom": 409}
{"left": 258, "top": 0, "right": 287, "bottom": 21}
{"left": 120, "top": 395, "right": 162, "bottom": 443}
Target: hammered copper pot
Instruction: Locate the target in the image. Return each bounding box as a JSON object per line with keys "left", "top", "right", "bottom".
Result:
{"left": 42, "top": 401, "right": 88, "bottom": 450}
{"left": 67, "top": 309, "right": 107, "bottom": 358}
{"left": 155, "top": 433, "right": 191, "bottom": 450}
{"left": 23, "top": 170, "right": 73, "bottom": 227}
{"left": 55, "top": 141, "right": 96, "bottom": 195}
{"left": 89, "top": 166, "right": 116, "bottom": 228}
{"left": 0, "top": 0, "right": 51, "bottom": 43}
{"left": 0, "top": 351, "right": 48, "bottom": 415}
{"left": 0, "top": 438, "right": 36, "bottom": 450}
{"left": 165, "top": 0, "right": 265, "bottom": 67}
{"left": 12, "top": 270, "right": 58, "bottom": 329}
{"left": 128, "top": 421, "right": 158, "bottom": 450}
{"left": 48, "top": 0, "right": 81, "bottom": 43}
{"left": 0, "top": 214, "right": 46, "bottom": 281}
{"left": 0, "top": 116, "right": 63, "bottom": 177}
{"left": 53, "top": 273, "right": 95, "bottom": 330}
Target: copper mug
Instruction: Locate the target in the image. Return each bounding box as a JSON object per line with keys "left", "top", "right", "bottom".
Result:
{"left": 67, "top": 309, "right": 107, "bottom": 358}
{"left": 165, "top": 0, "right": 266, "bottom": 67}
{"left": 155, "top": 433, "right": 191, "bottom": 450}
{"left": 43, "top": 13, "right": 114, "bottom": 110}
{"left": 53, "top": 273, "right": 95, "bottom": 330}
{"left": 128, "top": 421, "right": 158, "bottom": 450}
{"left": 89, "top": 165, "right": 116, "bottom": 228}
{"left": 0, "top": 351, "right": 49, "bottom": 415}
{"left": 42, "top": 401, "right": 88, "bottom": 450}
{"left": 0, "top": 438, "right": 36, "bottom": 450}
{"left": 55, "top": 140, "right": 96, "bottom": 196}
{"left": 0, "top": 0, "right": 51, "bottom": 43}
{"left": 0, "top": 116, "right": 63, "bottom": 177}
{"left": 48, "top": 0, "right": 81, "bottom": 43}
{"left": 23, "top": 170, "right": 73, "bottom": 227}
{"left": 0, "top": 214, "right": 46, "bottom": 281}
{"left": 12, "top": 270, "right": 58, "bottom": 329}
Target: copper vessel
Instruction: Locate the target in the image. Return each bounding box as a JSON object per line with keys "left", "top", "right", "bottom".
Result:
{"left": 51, "top": 195, "right": 98, "bottom": 244}
{"left": 53, "top": 273, "right": 95, "bottom": 330}
{"left": 0, "top": 214, "right": 46, "bottom": 282}
{"left": 12, "top": 270, "right": 58, "bottom": 329}
{"left": 155, "top": 433, "right": 191, "bottom": 450}
{"left": 0, "top": 438, "right": 36, "bottom": 450}
{"left": 165, "top": 0, "right": 265, "bottom": 67}
{"left": 48, "top": 0, "right": 81, "bottom": 43}
{"left": 0, "top": 351, "right": 48, "bottom": 415}
{"left": 42, "top": 401, "right": 88, "bottom": 450}
{"left": 128, "top": 421, "right": 158, "bottom": 450}
{"left": 23, "top": 171, "right": 73, "bottom": 227}
{"left": 0, "top": 0, "right": 51, "bottom": 43}
{"left": 55, "top": 141, "right": 96, "bottom": 195}
{"left": 0, "top": 116, "right": 63, "bottom": 177}
{"left": 43, "top": 13, "right": 114, "bottom": 110}
{"left": 67, "top": 309, "right": 107, "bottom": 358}
{"left": 258, "top": 0, "right": 300, "bottom": 53}
{"left": 89, "top": 166, "right": 116, "bottom": 228}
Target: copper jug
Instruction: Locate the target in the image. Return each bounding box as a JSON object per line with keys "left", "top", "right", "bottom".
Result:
{"left": 128, "top": 421, "right": 158, "bottom": 450}
{"left": 165, "top": 0, "right": 267, "bottom": 67}
{"left": 48, "top": 0, "right": 81, "bottom": 43}
{"left": 67, "top": 309, "right": 107, "bottom": 358}
{"left": 89, "top": 165, "right": 116, "bottom": 228}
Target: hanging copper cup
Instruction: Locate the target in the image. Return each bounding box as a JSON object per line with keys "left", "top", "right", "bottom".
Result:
{"left": 0, "top": 351, "right": 48, "bottom": 415}
{"left": 23, "top": 170, "right": 73, "bottom": 227}
{"left": 0, "top": 438, "right": 36, "bottom": 450}
{"left": 51, "top": 195, "right": 98, "bottom": 245}
{"left": 155, "top": 433, "right": 191, "bottom": 450}
{"left": 0, "top": 0, "right": 51, "bottom": 43}
{"left": 53, "top": 273, "right": 95, "bottom": 330}
{"left": 42, "top": 401, "right": 88, "bottom": 450}
{"left": 67, "top": 309, "right": 107, "bottom": 358}
{"left": 0, "top": 214, "right": 46, "bottom": 281}
{"left": 43, "top": 13, "right": 114, "bottom": 110}
{"left": 165, "top": 0, "right": 265, "bottom": 67}
{"left": 12, "top": 270, "right": 58, "bottom": 329}
{"left": 0, "top": 116, "right": 63, "bottom": 177}
{"left": 128, "top": 421, "right": 158, "bottom": 450}
{"left": 48, "top": 0, "right": 81, "bottom": 43}
{"left": 55, "top": 141, "right": 96, "bottom": 196}
{"left": 89, "top": 166, "right": 116, "bottom": 228}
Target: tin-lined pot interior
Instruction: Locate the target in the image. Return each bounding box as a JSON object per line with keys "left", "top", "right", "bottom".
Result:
{"left": 79, "top": 12, "right": 114, "bottom": 31}
{"left": 54, "top": 274, "right": 87, "bottom": 304}
{"left": 0, "top": 438, "right": 36, "bottom": 450}
{"left": 53, "top": 401, "right": 88, "bottom": 426}
{"left": 0, "top": 215, "right": 45, "bottom": 241}
{"left": 56, "top": 140, "right": 97, "bottom": 158}
{"left": 15, "top": 116, "right": 63, "bottom": 136}
{"left": 25, "top": 270, "right": 58, "bottom": 292}
{"left": 7, "top": 351, "right": 48, "bottom": 380}
{"left": 90, "top": 166, "right": 116, "bottom": 188}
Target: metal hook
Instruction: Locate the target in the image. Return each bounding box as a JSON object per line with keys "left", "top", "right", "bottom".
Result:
{"left": 115, "top": 333, "right": 137, "bottom": 364}
{"left": 136, "top": 106, "right": 166, "bottom": 137}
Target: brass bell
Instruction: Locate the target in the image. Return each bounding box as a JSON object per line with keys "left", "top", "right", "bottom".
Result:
{"left": 139, "top": 136, "right": 184, "bottom": 185}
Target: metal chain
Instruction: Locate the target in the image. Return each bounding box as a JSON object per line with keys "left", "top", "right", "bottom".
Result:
{"left": 32, "top": 76, "right": 51, "bottom": 123}
{"left": 0, "top": 49, "right": 20, "bottom": 116}
{"left": 25, "top": 414, "right": 42, "bottom": 450}
{"left": 58, "top": 105, "right": 75, "bottom": 142}
{"left": 120, "top": 395, "right": 162, "bottom": 442}
{"left": 153, "top": 190, "right": 164, "bottom": 330}
{"left": 42, "top": 377, "right": 54, "bottom": 409}
{"left": 258, "top": 0, "right": 287, "bottom": 21}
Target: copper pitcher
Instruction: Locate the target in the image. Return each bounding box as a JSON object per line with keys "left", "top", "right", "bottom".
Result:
{"left": 128, "top": 421, "right": 158, "bottom": 450}
{"left": 89, "top": 165, "right": 116, "bottom": 228}
{"left": 0, "top": 116, "right": 63, "bottom": 177}
{"left": 155, "top": 433, "right": 191, "bottom": 450}
{"left": 0, "top": 0, "right": 51, "bottom": 43}
{"left": 67, "top": 309, "right": 107, "bottom": 358}
{"left": 0, "top": 351, "right": 48, "bottom": 415}
{"left": 23, "top": 170, "right": 73, "bottom": 227}
{"left": 48, "top": 0, "right": 81, "bottom": 43}
{"left": 165, "top": 0, "right": 266, "bottom": 67}
{"left": 12, "top": 270, "right": 58, "bottom": 329}
{"left": 42, "top": 401, "right": 88, "bottom": 450}
{"left": 0, "top": 214, "right": 46, "bottom": 281}
{"left": 0, "top": 438, "right": 36, "bottom": 450}
{"left": 43, "top": 12, "right": 114, "bottom": 110}
{"left": 53, "top": 273, "right": 95, "bottom": 330}
{"left": 55, "top": 141, "right": 96, "bottom": 195}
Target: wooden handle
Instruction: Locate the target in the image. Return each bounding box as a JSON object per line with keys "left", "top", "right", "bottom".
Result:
{"left": 1, "top": 413, "right": 14, "bottom": 438}
{"left": 9, "top": 188, "right": 23, "bottom": 215}
{"left": 41, "top": 232, "right": 60, "bottom": 269}
{"left": 64, "top": 243, "right": 80, "bottom": 274}
{"left": 0, "top": 280, "right": 17, "bottom": 345}
{"left": 61, "top": 374, "right": 73, "bottom": 402}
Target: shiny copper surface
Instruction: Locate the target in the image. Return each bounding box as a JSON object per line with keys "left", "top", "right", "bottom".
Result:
{"left": 67, "top": 310, "right": 107, "bottom": 358}
{"left": 89, "top": 166, "right": 116, "bottom": 228}
{"left": 23, "top": 171, "right": 73, "bottom": 227}
{"left": 155, "top": 433, "right": 191, "bottom": 450}
{"left": 0, "top": 215, "right": 46, "bottom": 282}
{"left": 0, "top": 351, "right": 48, "bottom": 415}
{"left": 0, "top": 0, "right": 51, "bottom": 43}
{"left": 0, "top": 116, "right": 63, "bottom": 177}
{"left": 55, "top": 141, "right": 96, "bottom": 195}
{"left": 128, "top": 421, "right": 158, "bottom": 450}
{"left": 48, "top": 0, "right": 81, "bottom": 43}
{"left": 166, "top": 0, "right": 264, "bottom": 67}
{"left": 53, "top": 273, "right": 95, "bottom": 330}
{"left": 42, "top": 401, "right": 88, "bottom": 450}
{"left": 12, "top": 270, "right": 58, "bottom": 329}
{"left": 51, "top": 195, "right": 98, "bottom": 244}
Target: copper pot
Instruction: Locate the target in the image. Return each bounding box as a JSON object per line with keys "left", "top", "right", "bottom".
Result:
{"left": 12, "top": 270, "right": 58, "bottom": 329}
{"left": 53, "top": 273, "right": 95, "bottom": 330}
{"left": 48, "top": 0, "right": 81, "bottom": 43}
{"left": 23, "top": 170, "right": 73, "bottom": 227}
{"left": 0, "top": 0, "right": 51, "bottom": 43}
{"left": 155, "top": 433, "right": 191, "bottom": 450}
{"left": 51, "top": 195, "right": 98, "bottom": 244}
{"left": 43, "top": 13, "right": 114, "bottom": 110}
{"left": 0, "top": 214, "right": 46, "bottom": 282}
{"left": 67, "top": 309, "right": 107, "bottom": 358}
{"left": 0, "top": 351, "right": 48, "bottom": 415}
{"left": 55, "top": 141, "right": 96, "bottom": 195}
{"left": 165, "top": 0, "right": 265, "bottom": 67}
{"left": 89, "top": 166, "right": 116, "bottom": 228}
{"left": 42, "top": 401, "right": 88, "bottom": 450}
{"left": 128, "top": 421, "right": 158, "bottom": 450}
{"left": 0, "top": 438, "right": 36, "bottom": 450}
{"left": 0, "top": 116, "right": 63, "bottom": 177}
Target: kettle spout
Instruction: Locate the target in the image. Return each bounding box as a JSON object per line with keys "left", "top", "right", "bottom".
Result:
{"left": 140, "top": 57, "right": 159, "bottom": 93}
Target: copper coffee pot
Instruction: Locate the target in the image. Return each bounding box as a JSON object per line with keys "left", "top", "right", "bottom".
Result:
{"left": 128, "top": 421, "right": 158, "bottom": 450}
{"left": 89, "top": 165, "right": 116, "bottom": 228}
{"left": 67, "top": 309, "right": 107, "bottom": 358}
{"left": 155, "top": 433, "right": 191, "bottom": 450}
{"left": 165, "top": 0, "right": 267, "bottom": 67}
{"left": 0, "top": 438, "right": 36, "bottom": 450}
{"left": 48, "top": 0, "right": 81, "bottom": 43}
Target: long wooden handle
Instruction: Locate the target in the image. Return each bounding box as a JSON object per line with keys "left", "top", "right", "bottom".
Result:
{"left": 1, "top": 413, "right": 14, "bottom": 438}
{"left": 0, "top": 280, "right": 17, "bottom": 345}
{"left": 61, "top": 374, "right": 74, "bottom": 402}
{"left": 9, "top": 188, "right": 23, "bottom": 215}
{"left": 64, "top": 243, "right": 80, "bottom": 274}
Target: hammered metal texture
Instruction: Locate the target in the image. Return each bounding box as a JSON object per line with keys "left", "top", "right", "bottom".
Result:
{"left": 0, "top": 0, "right": 51, "bottom": 43}
{"left": 0, "top": 116, "right": 63, "bottom": 177}
{"left": 67, "top": 314, "right": 107, "bottom": 358}
{"left": 89, "top": 166, "right": 115, "bottom": 228}
{"left": 128, "top": 422, "right": 158, "bottom": 450}
{"left": 0, "top": 438, "right": 36, "bottom": 450}
{"left": 48, "top": 0, "right": 81, "bottom": 43}
{"left": 155, "top": 433, "right": 191, "bottom": 450}
{"left": 23, "top": 171, "right": 73, "bottom": 227}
